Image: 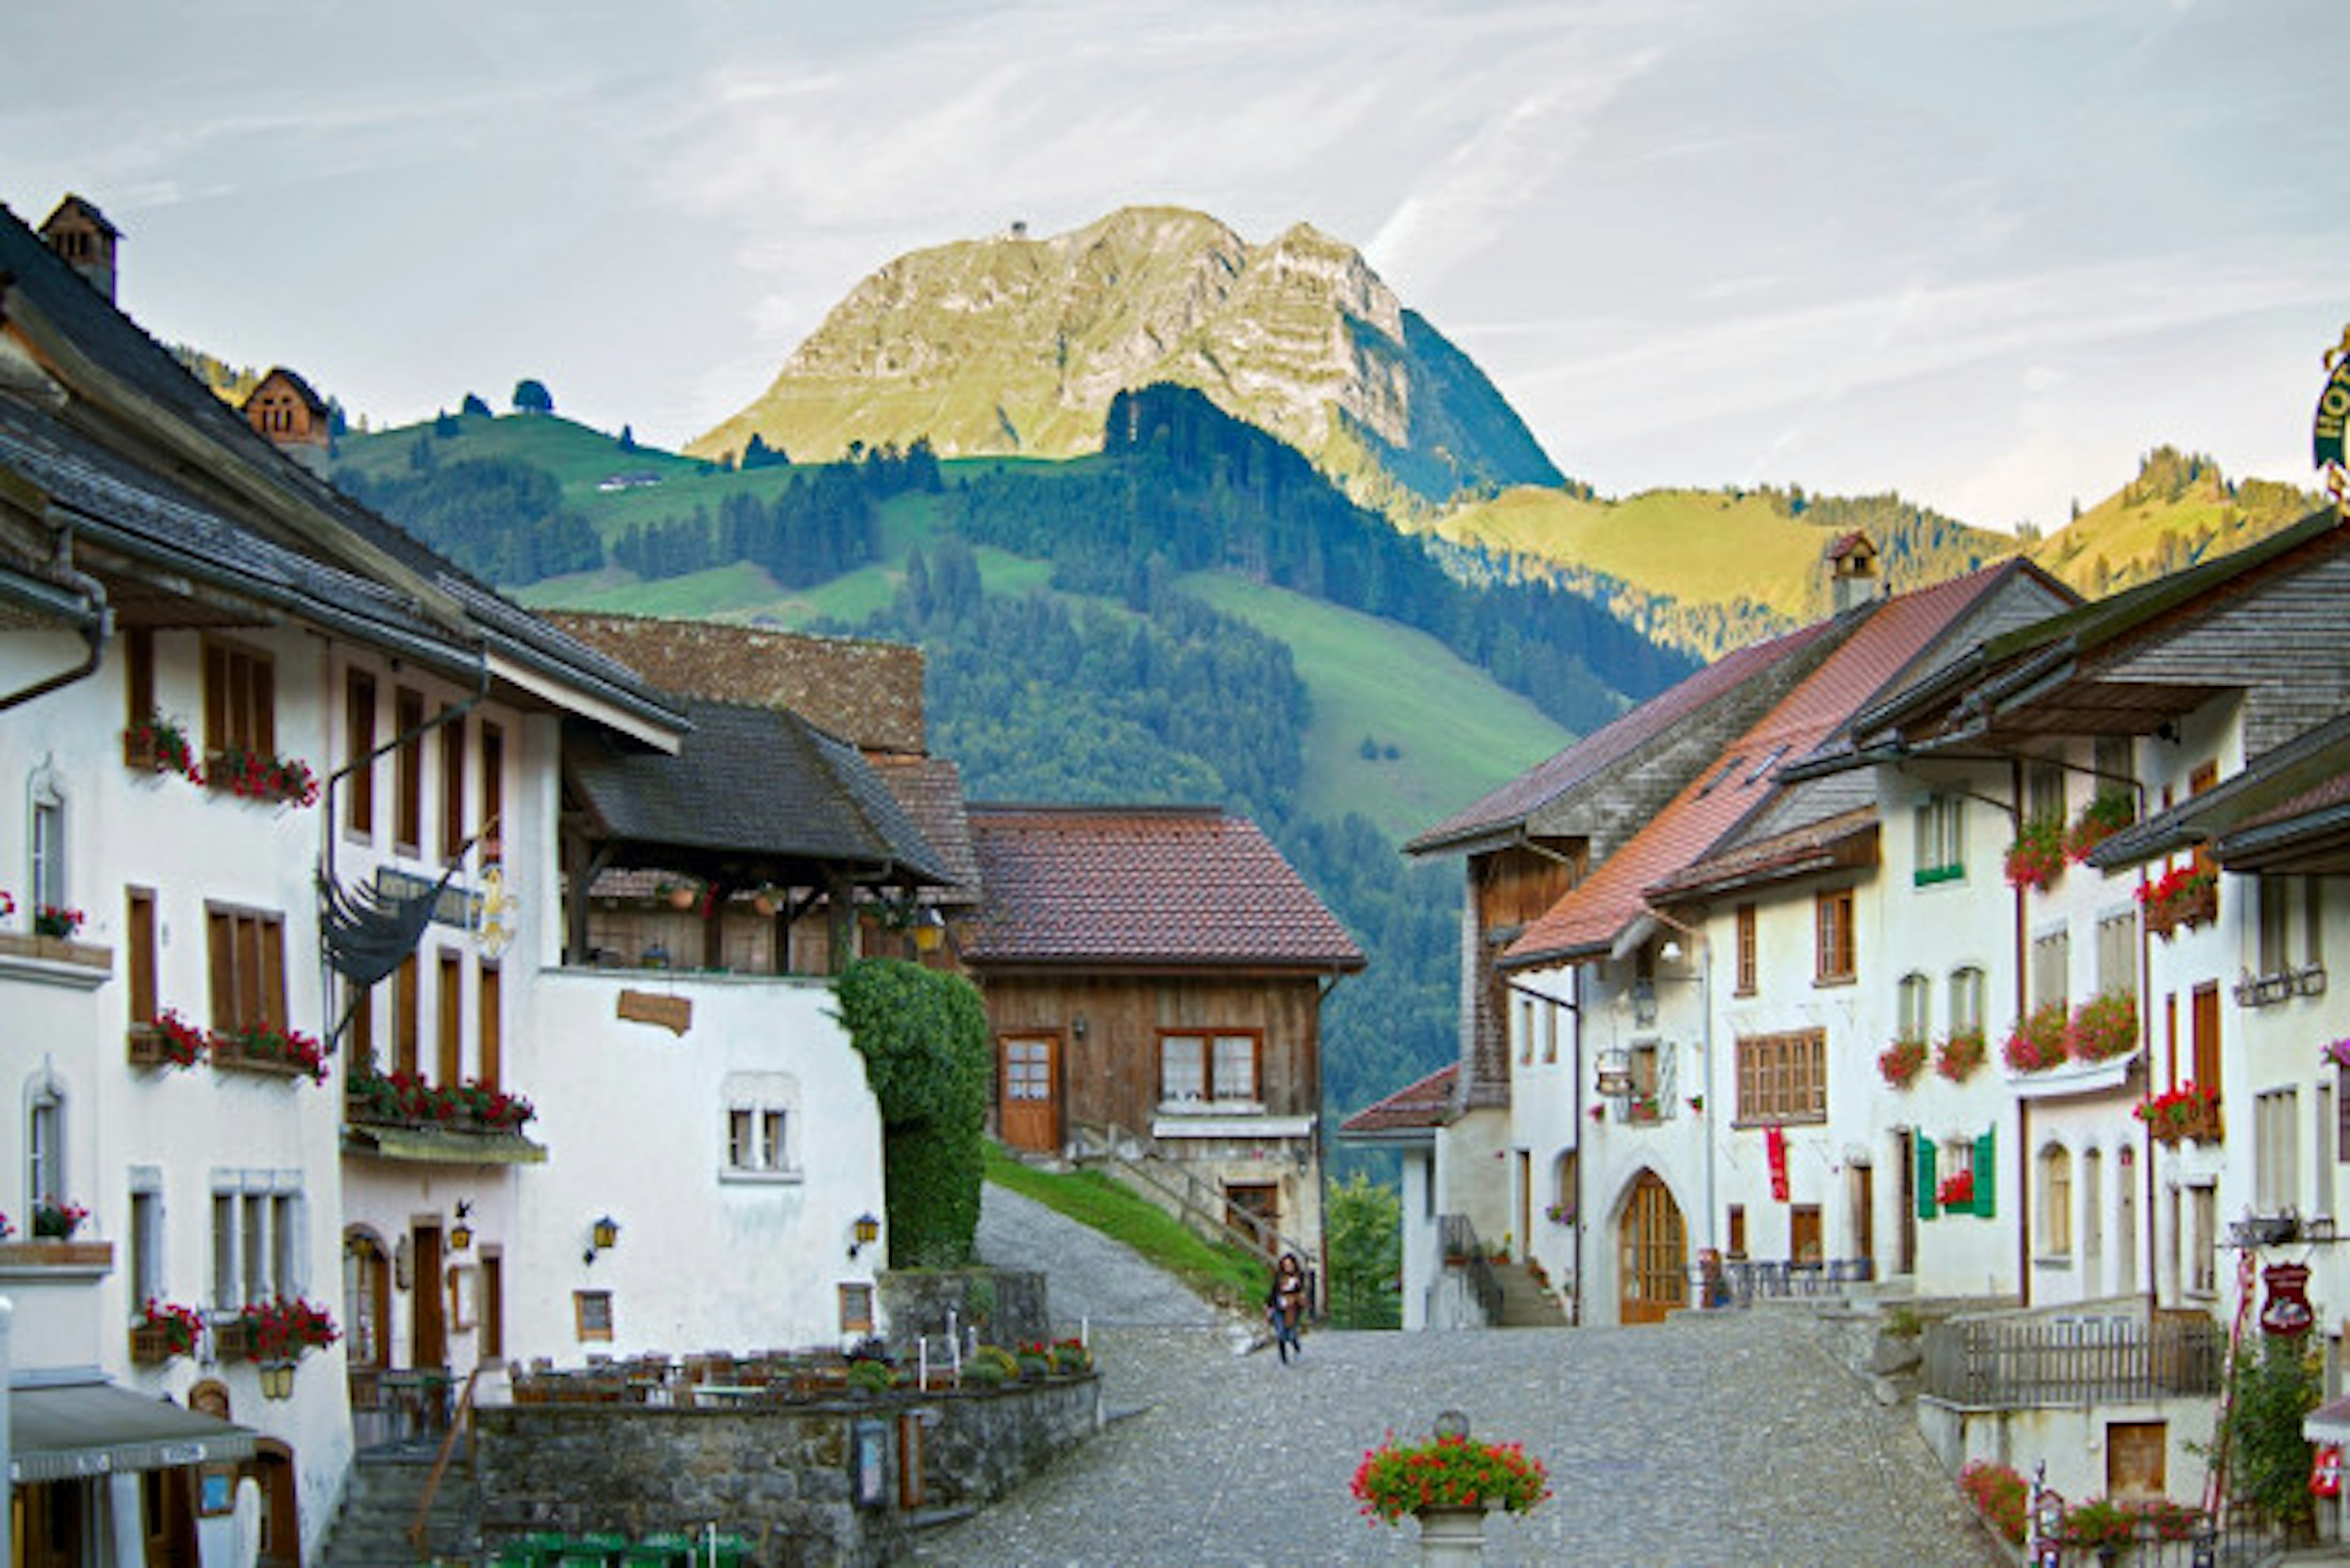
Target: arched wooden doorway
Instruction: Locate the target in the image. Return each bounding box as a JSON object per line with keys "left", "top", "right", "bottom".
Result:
{"left": 1617, "top": 1170, "right": 1687, "bottom": 1324}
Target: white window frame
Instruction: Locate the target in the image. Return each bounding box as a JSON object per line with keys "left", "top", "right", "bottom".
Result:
{"left": 1949, "top": 966, "right": 1986, "bottom": 1039}
{"left": 720, "top": 1072, "right": 802, "bottom": 1184}
{"left": 209, "top": 1171, "right": 306, "bottom": 1310}
{"left": 1914, "top": 793, "right": 1966, "bottom": 884}
{"left": 29, "top": 769, "right": 65, "bottom": 914}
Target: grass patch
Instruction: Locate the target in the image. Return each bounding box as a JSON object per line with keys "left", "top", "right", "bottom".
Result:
{"left": 982, "top": 1143, "right": 1264, "bottom": 1312}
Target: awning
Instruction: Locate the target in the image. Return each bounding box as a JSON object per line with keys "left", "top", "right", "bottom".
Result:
{"left": 343, "top": 1123, "right": 547, "bottom": 1165}
{"left": 10, "top": 1381, "right": 257, "bottom": 1484}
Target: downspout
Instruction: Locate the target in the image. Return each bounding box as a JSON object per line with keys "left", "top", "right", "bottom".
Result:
{"left": 2014, "top": 755, "right": 2032, "bottom": 1307}
{"left": 0, "top": 520, "right": 112, "bottom": 714}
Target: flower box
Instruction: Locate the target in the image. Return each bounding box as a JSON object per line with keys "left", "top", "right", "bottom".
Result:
{"left": 0, "top": 1241, "right": 113, "bottom": 1272}
{"left": 2004, "top": 818, "right": 2066, "bottom": 893}
{"left": 2139, "top": 865, "right": 2217, "bottom": 938}
{"left": 1878, "top": 1038, "right": 1928, "bottom": 1090}
{"left": 203, "top": 748, "right": 321, "bottom": 808}
{"left": 212, "top": 1319, "right": 260, "bottom": 1362}
{"left": 123, "top": 713, "right": 198, "bottom": 780}
{"left": 129, "top": 1009, "right": 209, "bottom": 1070}
{"left": 2138, "top": 1088, "right": 2221, "bottom": 1147}
{"left": 211, "top": 1026, "right": 328, "bottom": 1083}
{"left": 129, "top": 1321, "right": 200, "bottom": 1365}
{"left": 1935, "top": 1030, "right": 1987, "bottom": 1083}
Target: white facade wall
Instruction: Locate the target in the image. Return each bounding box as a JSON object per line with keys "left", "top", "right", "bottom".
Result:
{"left": 515, "top": 971, "right": 886, "bottom": 1360}
{"left": 1393, "top": 1143, "right": 1438, "bottom": 1332}
{"left": 2, "top": 624, "right": 356, "bottom": 1558}
{"left": 1505, "top": 969, "right": 1580, "bottom": 1315}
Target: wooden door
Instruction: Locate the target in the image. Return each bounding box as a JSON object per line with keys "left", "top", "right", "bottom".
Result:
{"left": 1791, "top": 1205, "right": 1822, "bottom": 1264}
{"left": 140, "top": 1468, "right": 195, "bottom": 1568}
{"left": 1225, "top": 1182, "right": 1278, "bottom": 1254}
{"left": 1617, "top": 1171, "right": 1686, "bottom": 1324}
{"left": 1854, "top": 1163, "right": 1875, "bottom": 1272}
{"left": 999, "top": 1036, "right": 1059, "bottom": 1152}
{"left": 237, "top": 1441, "right": 299, "bottom": 1568}
{"left": 411, "top": 1222, "right": 447, "bottom": 1371}
{"left": 1515, "top": 1151, "right": 1532, "bottom": 1250}
{"left": 1896, "top": 1130, "right": 1917, "bottom": 1274}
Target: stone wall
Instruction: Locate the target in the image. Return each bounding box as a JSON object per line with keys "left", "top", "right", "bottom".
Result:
{"left": 477, "top": 1374, "right": 1098, "bottom": 1568}
{"left": 878, "top": 1268, "right": 1051, "bottom": 1351}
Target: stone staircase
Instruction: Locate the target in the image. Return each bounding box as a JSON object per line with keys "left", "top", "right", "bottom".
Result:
{"left": 319, "top": 1450, "right": 478, "bottom": 1568}
{"left": 1491, "top": 1262, "right": 1570, "bottom": 1328}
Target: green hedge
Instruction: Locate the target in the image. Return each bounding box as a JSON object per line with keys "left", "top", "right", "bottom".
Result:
{"left": 836, "top": 959, "right": 990, "bottom": 1267}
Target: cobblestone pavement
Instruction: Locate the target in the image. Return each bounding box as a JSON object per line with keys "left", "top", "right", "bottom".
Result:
{"left": 906, "top": 1312, "right": 2007, "bottom": 1568}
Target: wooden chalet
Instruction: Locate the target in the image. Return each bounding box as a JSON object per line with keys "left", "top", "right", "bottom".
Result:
{"left": 963, "top": 804, "right": 1363, "bottom": 1271}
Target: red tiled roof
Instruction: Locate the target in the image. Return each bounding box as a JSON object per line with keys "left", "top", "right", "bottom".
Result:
{"left": 964, "top": 805, "right": 1365, "bottom": 970}
{"left": 1406, "top": 618, "right": 1843, "bottom": 855}
{"left": 1339, "top": 1063, "right": 1457, "bottom": 1137}
{"left": 1505, "top": 565, "right": 2015, "bottom": 966}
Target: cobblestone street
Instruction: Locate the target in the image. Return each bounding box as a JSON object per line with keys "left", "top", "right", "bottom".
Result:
{"left": 908, "top": 1309, "right": 2004, "bottom": 1567}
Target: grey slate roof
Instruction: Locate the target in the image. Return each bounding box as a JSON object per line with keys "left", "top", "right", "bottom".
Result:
{"left": 567, "top": 697, "right": 950, "bottom": 884}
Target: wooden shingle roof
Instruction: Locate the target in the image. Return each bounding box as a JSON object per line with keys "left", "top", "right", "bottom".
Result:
{"left": 567, "top": 697, "right": 949, "bottom": 886}
{"left": 964, "top": 805, "right": 1364, "bottom": 971}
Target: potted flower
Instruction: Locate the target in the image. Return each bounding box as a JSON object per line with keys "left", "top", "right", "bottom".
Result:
{"left": 2061, "top": 1495, "right": 2143, "bottom": 1555}
{"left": 1935, "top": 1029, "right": 1987, "bottom": 1083}
{"left": 1351, "top": 1427, "right": 1550, "bottom": 1558}
{"left": 206, "top": 745, "right": 321, "bottom": 807}
{"left": 1956, "top": 1458, "right": 2028, "bottom": 1546}
{"left": 2067, "top": 991, "right": 2138, "bottom": 1063}
{"left": 132, "top": 1007, "right": 209, "bottom": 1070}
{"left": 33, "top": 904, "right": 84, "bottom": 940}
{"left": 1878, "top": 1037, "right": 1929, "bottom": 1089}
{"left": 238, "top": 1296, "right": 340, "bottom": 1362}
{"left": 32, "top": 1197, "right": 89, "bottom": 1239}
{"left": 1936, "top": 1170, "right": 1975, "bottom": 1211}
{"left": 2328, "top": 1037, "right": 2350, "bottom": 1072}
{"left": 2002, "top": 1001, "right": 2069, "bottom": 1073}
{"left": 131, "top": 1299, "right": 206, "bottom": 1364}
{"left": 661, "top": 879, "right": 699, "bottom": 911}
{"left": 2139, "top": 863, "right": 2218, "bottom": 938}
{"left": 2004, "top": 816, "right": 2067, "bottom": 892}
{"left": 123, "top": 710, "right": 199, "bottom": 779}
{"left": 2067, "top": 790, "right": 2136, "bottom": 861}
{"left": 0, "top": 889, "right": 13, "bottom": 924}
{"left": 2136, "top": 1083, "right": 2221, "bottom": 1146}
{"left": 213, "top": 1023, "right": 329, "bottom": 1083}
{"left": 1015, "top": 1341, "right": 1055, "bottom": 1379}
{"left": 1543, "top": 1201, "right": 1576, "bottom": 1227}
{"left": 1049, "top": 1337, "right": 1093, "bottom": 1375}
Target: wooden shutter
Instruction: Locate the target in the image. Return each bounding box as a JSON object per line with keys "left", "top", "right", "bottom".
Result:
{"left": 1915, "top": 1140, "right": 1938, "bottom": 1222}
{"left": 126, "top": 887, "right": 156, "bottom": 1025}
{"left": 1973, "top": 1129, "right": 1997, "bottom": 1217}
{"left": 479, "top": 963, "right": 502, "bottom": 1091}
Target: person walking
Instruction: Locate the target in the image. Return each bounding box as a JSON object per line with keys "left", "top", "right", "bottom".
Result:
{"left": 1266, "top": 1253, "right": 1309, "bottom": 1364}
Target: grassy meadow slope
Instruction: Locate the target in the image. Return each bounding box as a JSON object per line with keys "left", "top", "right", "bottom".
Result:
{"left": 1178, "top": 574, "right": 1576, "bottom": 840}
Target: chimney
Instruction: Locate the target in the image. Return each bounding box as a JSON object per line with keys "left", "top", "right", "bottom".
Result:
{"left": 242, "top": 367, "right": 334, "bottom": 475}
{"left": 1826, "top": 531, "right": 1881, "bottom": 615}
{"left": 38, "top": 195, "right": 121, "bottom": 304}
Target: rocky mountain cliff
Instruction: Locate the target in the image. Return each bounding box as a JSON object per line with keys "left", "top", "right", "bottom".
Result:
{"left": 688, "top": 206, "right": 1561, "bottom": 512}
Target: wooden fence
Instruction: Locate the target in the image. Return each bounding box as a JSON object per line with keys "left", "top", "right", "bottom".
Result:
{"left": 1923, "top": 1313, "right": 2223, "bottom": 1407}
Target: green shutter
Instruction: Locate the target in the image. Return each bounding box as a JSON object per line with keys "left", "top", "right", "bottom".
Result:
{"left": 1973, "top": 1128, "right": 1997, "bottom": 1218}
{"left": 1916, "top": 1138, "right": 1938, "bottom": 1222}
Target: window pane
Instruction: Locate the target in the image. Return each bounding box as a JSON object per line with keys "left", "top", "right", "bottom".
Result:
{"left": 763, "top": 1110, "right": 787, "bottom": 1171}
{"left": 1214, "top": 1036, "right": 1256, "bottom": 1100}
{"left": 729, "top": 1110, "right": 755, "bottom": 1169}
{"left": 1161, "top": 1037, "right": 1206, "bottom": 1102}
{"left": 212, "top": 1195, "right": 236, "bottom": 1309}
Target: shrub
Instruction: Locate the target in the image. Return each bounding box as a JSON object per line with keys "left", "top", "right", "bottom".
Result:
{"left": 835, "top": 960, "right": 991, "bottom": 1268}
{"left": 2214, "top": 1334, "right": 2321, "bottom": 1534}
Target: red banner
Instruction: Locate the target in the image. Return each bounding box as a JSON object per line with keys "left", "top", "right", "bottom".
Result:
{"left": 1766, "top": 1125, "right": 1789, "bottom": 1203}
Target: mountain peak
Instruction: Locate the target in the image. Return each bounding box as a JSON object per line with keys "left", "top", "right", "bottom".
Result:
{"left": 689, "top": 207, "right": 1557, "bottom": 510}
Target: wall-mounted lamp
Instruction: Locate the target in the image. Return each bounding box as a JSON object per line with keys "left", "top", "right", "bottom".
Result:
{"left": 1070, "top": 1013, "right": 1087, "bottom": 1042}
{"left": 1660, "top": 938, "right": 1685, "bottom": 965}
{"left": 450, "top": 1200, "right": 474, "bottom": 1253}
{"left": 259, "top": 1362, "right": 297, "bottom": 1401}
{"left": 583, "top": 1214, "right": 621, "bottom": 1266}
{"left": 848, "top": 1212, "right": 881, "bottom": 1262}
{"left": 1630, "top": 977, "right": 1658, "bottom": 1028}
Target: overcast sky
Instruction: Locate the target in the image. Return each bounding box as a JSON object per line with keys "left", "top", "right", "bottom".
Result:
{"left": 6, "top": 0, "right": 2343, "bottom": 530}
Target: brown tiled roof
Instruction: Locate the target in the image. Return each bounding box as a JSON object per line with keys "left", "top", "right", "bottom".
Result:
{"left": 1338, "top": 1063, "right": 1457, "bottom": 1138}
{"left": 545, "top": 612, "right": 926, "bottom": 753}
{"left": 871, "top": 755, "right": 981, "bottom": 900}
{"left": 1506, "top": 564, "right": 2020, "bottom": 966}
{"left": 963, "top": 805, "right": 1365, "bottom": 970}
{"left": 1406, "top": 618, "right": 1845, "bottom": 856}
{"left": 1645, "top": 804, "right": 1879, "bottom": 902}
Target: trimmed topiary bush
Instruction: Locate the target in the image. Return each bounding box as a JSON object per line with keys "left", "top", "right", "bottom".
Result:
{"left": 835, "top": 958, "right": 991, "bottom": 1269}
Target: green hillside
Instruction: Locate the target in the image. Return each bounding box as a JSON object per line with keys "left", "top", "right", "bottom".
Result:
{"left": 334, "top": 407, "right": 709, "bottom": 504}
{"left": 1181, "top": 574, "right": 1573, "bottom": 840}
{"left": 2025, "top": 446, "right": 2321, "bottom": 596}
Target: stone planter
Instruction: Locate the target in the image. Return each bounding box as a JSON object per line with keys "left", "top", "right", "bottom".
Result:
{"left": 1414, "top": 1506, "right": 1489, "bottom": 1566}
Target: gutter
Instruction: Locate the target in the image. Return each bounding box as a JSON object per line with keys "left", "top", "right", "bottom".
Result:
{"left": 0, "top": 518, "right": 110, "bottom": 714}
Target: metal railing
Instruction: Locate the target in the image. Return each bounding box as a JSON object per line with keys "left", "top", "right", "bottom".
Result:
{"left": 1925, "top": 1314, "right": 2223, "bottom": 1408}
{"left": 1438, "top": 1214, "right": 1504, "bottom": 1327}
{"left": 1069, "top": 1122, "right": 1322, "bottom": 1299}
{"left": 1695, "top": 1256, "right": 1873, "bottom": 1307}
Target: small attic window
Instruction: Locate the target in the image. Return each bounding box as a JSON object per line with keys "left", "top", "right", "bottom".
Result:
{"left": 1745, "top": 745, "right": 1790, "bottom": 785}
{"left": 1698, "top": 758, "right": 1742, "bottom": 796}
